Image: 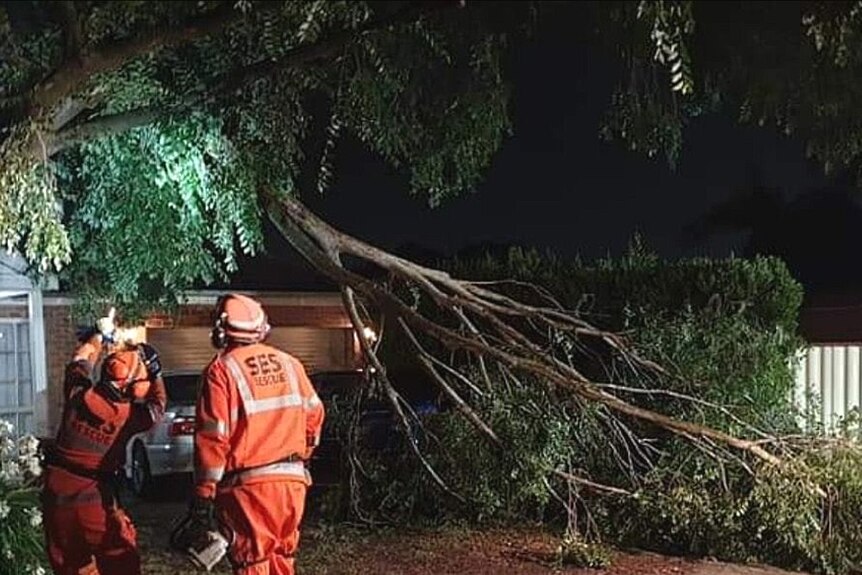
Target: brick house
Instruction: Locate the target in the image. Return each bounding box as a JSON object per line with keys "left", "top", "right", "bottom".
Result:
{"left": 43, "top": 292, "right": 361, "bottom": 435}
{"left": 0, "top": 250, "right": 361, "bottom": 437}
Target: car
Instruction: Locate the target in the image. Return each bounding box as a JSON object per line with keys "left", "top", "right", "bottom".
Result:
{"left": 124, "top": 370, "right": 199, "bottom": 497}
{"left": 308, "top": 369, "right": 439, "bottom": 486}
{"left": 122, "top": 368, "right": 438, "bottom": 497}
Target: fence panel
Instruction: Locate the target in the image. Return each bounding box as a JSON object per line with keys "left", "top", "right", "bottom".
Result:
{"left": 795, "top": 344, "right": 862, "bottom": 432}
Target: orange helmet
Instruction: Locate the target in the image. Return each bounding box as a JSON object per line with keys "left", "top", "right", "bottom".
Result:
{"left": 100, "top": 350, "right": 150, "bottom": 400}
{"left": 211, "top": 294, "right": 270, "bottom": 348}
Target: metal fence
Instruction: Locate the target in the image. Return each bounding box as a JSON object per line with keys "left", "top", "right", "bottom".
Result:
{"left": 794, "top": 345, "right": 862, "bottom": 431}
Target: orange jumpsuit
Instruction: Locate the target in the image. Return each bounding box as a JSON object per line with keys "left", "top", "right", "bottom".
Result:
{"left": 195, "top": 343, "right": 324, "bottom": 575}
{"left": 43, "top": 359, "right": 166, "bottom": 575}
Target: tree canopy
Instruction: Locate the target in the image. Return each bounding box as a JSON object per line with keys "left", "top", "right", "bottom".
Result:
{"left": 1, "top": 1, "right": 860, "bottom": 311}
{"left": 0, "top": 0, "right": 522, "bottom": 312}
{"left": 0, "top": 1, "right": 855, "bottom": 308}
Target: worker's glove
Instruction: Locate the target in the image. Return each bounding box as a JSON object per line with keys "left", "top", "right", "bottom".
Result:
{"left": 95, "top": 308, "right": 117, "bottom": 343}
{"left": 303, "top": 433, "right": 320, "bottom": 460}
{"left": 64, "top": 360, "right": 94, "bottom": 393}
{"left": 189, "top": 496, "right": 217, "bottom": 532}
{"left": 138, "top": 343, "right": 163, "bottom": 381}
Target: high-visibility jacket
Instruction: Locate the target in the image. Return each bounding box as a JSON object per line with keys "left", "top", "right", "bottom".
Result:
{"left": 45, "top": 374, "right": 166, "bottom": 507}
{"left": 194, "top": 343, "right": 325, "bottom": 499}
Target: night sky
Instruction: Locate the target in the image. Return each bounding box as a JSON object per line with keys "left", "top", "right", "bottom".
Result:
{"left": 235, "top": 4, "right": 861, "bottom": 301}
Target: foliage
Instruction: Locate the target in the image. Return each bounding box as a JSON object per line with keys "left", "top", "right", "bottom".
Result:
{"left": 325, "top": 377, "right": 581, "bottom": 524}
{"left": 596, "top": 1, "right": 862, "bottom": 178}
{"left": 0, "top": 126, "right": 69, "bottom": 273}
{"left": 598, "top": 1, "right": 699, "bottom": 167}
{"left": 556, "top": 535, "right": 614, "bottom": 569}
{"left": 0, "top": 0, "right": 520, "bottom": 308}
{"left": 449, "top": 240, "right": 804, "bottom": 431}
{"left": 331, "top": 245, "right": 802, "bottom": 505}
{"left": 319, "top": 245, "right": 862, "bottom": 572}
{"left": 438, "top": 245, "right": 862, "bottom": 574}
{"left": 2, "top": 2, "right": 862, "bottom": 308}
{"left": 424, "top": 381, "right": 584, "bottom": 523}
{"left": 58, "top": 113, "right": 265, "bottom": 317}
{"left": 611, "top": 442, "right": 862, "bottom": 574}
{"left": 0, "top": 421, "right": 45, "bottom": 575}
{"left": 334, "top": 391, "right": 862, "bottom": 572}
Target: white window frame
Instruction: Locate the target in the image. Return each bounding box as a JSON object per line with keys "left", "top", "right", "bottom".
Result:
{"left": 0, "top": 316, "right": 35, "bottom": 435}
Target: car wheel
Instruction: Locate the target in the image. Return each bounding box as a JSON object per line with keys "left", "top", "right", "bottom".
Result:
{"left": 130, "top": 441, "right": 152, "bottom": 498}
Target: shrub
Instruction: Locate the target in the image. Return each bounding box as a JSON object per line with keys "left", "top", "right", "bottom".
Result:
{"left": 328, "top": 244, "right": 862, "bottom": 572}
{"left": 448, "top": 242, "right": 804, "bottom": 431}
{"left": 608, "top": 441, "right": 862, "bottom": 574}
{"left": 0, "top": 420, "right": 46, "bottom": 575}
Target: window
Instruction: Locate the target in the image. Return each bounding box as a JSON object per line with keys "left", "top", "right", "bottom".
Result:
{"left": 0, "top": 320, "right": 34, "bottom": 436}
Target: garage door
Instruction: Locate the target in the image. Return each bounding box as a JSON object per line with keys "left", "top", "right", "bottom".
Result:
{"left": 147, "top": 327, "right": 355, "bottom": 374}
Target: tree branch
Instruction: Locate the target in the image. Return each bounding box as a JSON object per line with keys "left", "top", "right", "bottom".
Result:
{"left": 341, "top": 285, "right": 465, "bottom": 502}
{"left": 37, "top": 2, "right": 460, "bottom": 156}
{"left": 216, "top": 1, "right": 453, "bottom": 98}
{"left": 57, "top": 1, "right": 83, "bottom": 64}
{"left": 265, "top": 195, "right": 464, "bottom": 500}
{"left": 552, "top": 469, "right": 633, "bottom": 497}
{"left": 397, "top": 317, "right": 502, "bottom": 446}
{"left": 31, "top": 3, "right": 245, "bottom": 121}
{"left": 48, "top": 108, "right": 161, "bottom": 155}
{"left": 265, "top": 191, "right": 785, "bottom": 468}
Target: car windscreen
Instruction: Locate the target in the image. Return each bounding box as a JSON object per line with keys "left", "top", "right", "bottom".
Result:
{"left": 165, "top": 374, "right": 200, "bottom": 405}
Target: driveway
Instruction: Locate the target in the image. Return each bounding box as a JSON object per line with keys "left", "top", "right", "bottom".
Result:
{"left": 124, "top": 480, "right": 808, "bottom": 575}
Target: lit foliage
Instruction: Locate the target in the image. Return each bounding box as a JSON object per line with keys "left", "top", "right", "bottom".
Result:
{"left": 0, "top": 1, "right": 516, "bottom": 308}
{"left": 58, "top": 114, "right": 266, "bottom": 315}
{"left": 0, "top": 127, "right": 68, "bottom": 273}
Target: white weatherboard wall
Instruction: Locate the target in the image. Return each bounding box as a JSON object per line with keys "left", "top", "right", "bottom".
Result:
{"left": 795, "top": 345, "right": 862, "bottom": 431}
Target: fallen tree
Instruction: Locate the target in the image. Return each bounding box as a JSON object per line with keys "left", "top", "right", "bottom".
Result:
{"left": 265, "top": 191, "right": 787, "bottom": 470}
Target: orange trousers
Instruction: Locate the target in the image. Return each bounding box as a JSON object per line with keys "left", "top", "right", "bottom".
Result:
{"left": 217, "top": 481, "right": 307, "bottom": 575}
{"left": 43, "top": 501, "right": 140, "bottom": 575}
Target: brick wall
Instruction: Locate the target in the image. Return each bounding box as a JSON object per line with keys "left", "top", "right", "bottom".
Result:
{"left": 44, "top": 304, "right": 77, "bottom": 434}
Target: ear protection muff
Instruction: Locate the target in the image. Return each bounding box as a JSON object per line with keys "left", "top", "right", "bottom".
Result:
{"left": 210, "top": 311, "right": 229, "bottom": 350}
{"left": 210, "top": 295, "right": 228, "bottom": 349}
{"left": 210, "top": 294, "right": 270, "bottom": 348}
